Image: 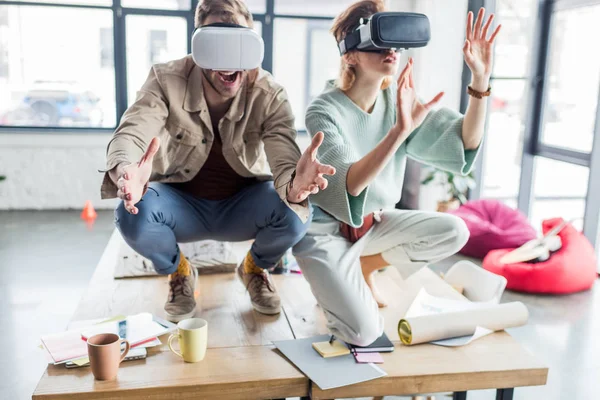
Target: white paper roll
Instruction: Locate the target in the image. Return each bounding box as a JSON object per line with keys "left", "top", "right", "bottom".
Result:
{"left": 399, "top": 302, "right": 529, "bottom": 345}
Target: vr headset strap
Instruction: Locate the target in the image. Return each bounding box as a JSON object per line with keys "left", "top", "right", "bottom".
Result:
{"left": 202, "top": 22, "right": 245, "bottom": 28}
{"left": 339, "top": 30, "right": 362, "bottom": 55}
{"left": 194, "top": 22, "right": 245, "bottom": 34}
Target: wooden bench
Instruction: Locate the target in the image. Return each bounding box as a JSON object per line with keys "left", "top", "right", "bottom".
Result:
{"left": 33, "top": 230, "right": 548, "bottom": 399}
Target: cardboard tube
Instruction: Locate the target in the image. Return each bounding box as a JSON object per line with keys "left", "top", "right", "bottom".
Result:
{"left": 398, "top": 302, "right": 528, "bottom": 345}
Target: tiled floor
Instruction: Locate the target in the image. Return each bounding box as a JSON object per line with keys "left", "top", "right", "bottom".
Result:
{"left": 1, "top": 210, "right": 597, "bottom": 400}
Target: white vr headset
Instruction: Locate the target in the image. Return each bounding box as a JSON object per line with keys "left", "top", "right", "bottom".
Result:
{"left": 191, "top": 23, "right": 264, "bottom": 71}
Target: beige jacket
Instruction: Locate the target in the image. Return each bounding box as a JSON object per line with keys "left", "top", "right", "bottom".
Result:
{"left": 101, "top": 55, "right": 309, "bottom": 222}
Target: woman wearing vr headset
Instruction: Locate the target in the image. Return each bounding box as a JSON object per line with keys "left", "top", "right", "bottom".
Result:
{"left": 293, "top": 0, "right": 501, "bottom": 346}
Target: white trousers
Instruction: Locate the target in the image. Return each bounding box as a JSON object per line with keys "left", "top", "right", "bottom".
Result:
{"left": 292, "top": 209, "right": 469, "bottom": 346}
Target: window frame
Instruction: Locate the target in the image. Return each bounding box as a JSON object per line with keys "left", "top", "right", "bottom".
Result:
{"left": 0, "top": 0, "right": 339, "bottom": 133}
{"left": 465, "top": 0, "right": 600, "bottom": 249}
{"left": 0, "top": 0, "right": 193, "bottom": 132}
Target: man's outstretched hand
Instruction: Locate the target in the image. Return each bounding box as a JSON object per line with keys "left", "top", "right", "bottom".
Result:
{"left": 115, "top": 137, "right": 161, "bottom": 215}
{"left": 287, "top": 131, "right": 336, "bottom": 204}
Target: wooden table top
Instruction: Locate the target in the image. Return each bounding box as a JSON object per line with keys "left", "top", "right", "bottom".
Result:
{"left": 33, "top": 230, "right": 547, "bottom": 399}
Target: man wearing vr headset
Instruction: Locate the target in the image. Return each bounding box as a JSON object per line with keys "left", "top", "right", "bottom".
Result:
{"left": 293, "top": 0, "right": 501, "bottom": 346}
{"left": 100, "top": 0, "right": 335, "bottom": 322}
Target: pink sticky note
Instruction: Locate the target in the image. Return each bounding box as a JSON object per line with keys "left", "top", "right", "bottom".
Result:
{"left": 353, "top": 352, "right": 384, "bottom": 364}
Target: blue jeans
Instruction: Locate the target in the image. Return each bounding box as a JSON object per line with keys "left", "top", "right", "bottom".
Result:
{"left": 115, "top": 181, "right": 311, "bottom": 275}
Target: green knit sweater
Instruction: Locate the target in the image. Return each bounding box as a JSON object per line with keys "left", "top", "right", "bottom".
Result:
{"left": 306, "top": 81, "right": 481, "bottom": 228}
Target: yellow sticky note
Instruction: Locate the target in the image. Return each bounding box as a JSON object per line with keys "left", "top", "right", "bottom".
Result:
{"left": 72, "top": 357, "right": 90, "bottom": 366}
{"left": 312, "top": 340, "right": 350, "bottom": 358}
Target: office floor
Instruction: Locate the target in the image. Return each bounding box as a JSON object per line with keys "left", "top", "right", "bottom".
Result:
{"left": 0, "top": 210, "right": 597, "bottom": 400}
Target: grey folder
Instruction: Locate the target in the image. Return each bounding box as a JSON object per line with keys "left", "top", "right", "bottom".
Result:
{"left": 273, "top": 334, "right": 387, "bottom": 390}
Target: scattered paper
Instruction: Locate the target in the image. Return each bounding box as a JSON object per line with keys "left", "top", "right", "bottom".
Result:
{"left": 405, "top": 288, "right": 487, "bottom": 318}
{"left": 137, "top": 337, "right": 162, "bottom": 348}
{"left": 67, "top": 315, "right": 126, "bottom": 331}
{"left": 180, "top": 240, "right": 239, "bottom": 268}
{"left": 64, "top": 337, "right": 162, "bottom": 366}
{"left": 404, "top": 288, "right": 493, "bottom": 347}
{"left": 41, "top": 313, "right": 173, "bottom": 364}
{"left": 80, "top": 313, "right": 167, "bottom": 343}
{"left": 431, "top": 326, "right": 493, "bottom": 347}
{"left": 115, "top": 240, "right": 241, "bottom": 278}
{"left": 41, "top": 329, "right": 88, "bottom": 364}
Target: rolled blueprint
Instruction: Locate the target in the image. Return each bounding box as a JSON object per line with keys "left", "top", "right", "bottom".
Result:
{"left": 398, "top": 302, "right": 528, "bottom": 345}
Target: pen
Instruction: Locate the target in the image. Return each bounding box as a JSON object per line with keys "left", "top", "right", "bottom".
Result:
{"left": 329, "top": 334, "right": 335, "bottom": 345}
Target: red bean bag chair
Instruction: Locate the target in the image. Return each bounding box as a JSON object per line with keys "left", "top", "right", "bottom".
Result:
{"left": 449, "top": 199, "right": 537, "bottom": 259}
{"left": 483, "top": 218, "right": 598, "bottom": 294}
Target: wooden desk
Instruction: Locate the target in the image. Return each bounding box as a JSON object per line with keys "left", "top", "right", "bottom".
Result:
{"left": 293, "top": 271, "right": 548, "bottom": 400}
{"left": 33, "top": 231, "right": 547, "bottom": 399}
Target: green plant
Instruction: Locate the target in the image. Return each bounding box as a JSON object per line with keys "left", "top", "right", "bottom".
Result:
{"left": 421, "top": 167, "right": 476, "bottom": 205}
{"left": 0, "top": 176, "right": 5, "bottom": 182}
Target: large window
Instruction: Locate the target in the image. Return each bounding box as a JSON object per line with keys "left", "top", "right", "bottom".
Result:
{"left": 527, "top": 2, "right": 600, "bottom": 236}
{"left": 0, "top": 5, "right": 115, "bottom": 128}
{"left": 121, "top": 0, "right": 190, "bottom": 10}
{"left": 0, "top": 8, "right": 8, "bottom": 78}
{"left": 540, "top": 4, "right": 600, "bottom": 153}
{"left": 531, "top": 157, "right": 589, "bottom": 231}
{"left": 0, "top": 0, "right": 347, "bottom": 131}
{"left": 480, "top": 0, "right": 537, "bottom": 204}
{"left": 475, "top": 0, "right": 600, "bottom": 251}
{"left": 99, "top": 27, "right": 114, "bottom": 69}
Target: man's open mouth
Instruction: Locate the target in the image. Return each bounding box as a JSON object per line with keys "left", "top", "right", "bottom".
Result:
{"left": 218, "top": 71, "right": 240, "bottom": 86}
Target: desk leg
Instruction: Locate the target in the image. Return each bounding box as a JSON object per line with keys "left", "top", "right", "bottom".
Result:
{"left": 496, "top": 388, "right": 514, "bottom": 400}
{"left": 453, "top": 391, "right": 467, "bottom": 400}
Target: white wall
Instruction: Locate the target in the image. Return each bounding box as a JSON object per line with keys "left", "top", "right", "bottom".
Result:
{"left": 388, "top": 0, "right": 467, "bottom": 109}
{"left": 0, "top": 133, "right": 118, "bottom": 210}
{"left": 411, "top": 0, "right": 468, "bottom": 110}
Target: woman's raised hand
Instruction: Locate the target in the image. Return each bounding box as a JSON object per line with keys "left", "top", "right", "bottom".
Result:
{"left": 463, "top": 8, "right": 501, "bottom": 88}
{"left": 392, "top": 58, "right": 444, "bottom": 139}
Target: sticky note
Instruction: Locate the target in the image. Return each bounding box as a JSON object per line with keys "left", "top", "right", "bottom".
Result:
{"left": 72, "top": 357, "right": 90, "bottom": 366}
{"left": 312, "top": 340, "right": 350, "bottom": 358}
{"left": 353, "top": 352, "right": 384, "bottom": 364}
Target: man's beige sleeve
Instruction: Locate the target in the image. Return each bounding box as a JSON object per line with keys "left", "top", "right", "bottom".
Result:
{"left": 100, "top": 67, "right": 169, "bottom": 199}
{"left": 261, "top": 88, "right": 310, "bottom": 223}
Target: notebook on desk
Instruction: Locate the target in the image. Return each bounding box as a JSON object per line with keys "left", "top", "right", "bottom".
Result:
{"left": 348, "top": 332, "right": 394, "bottom": 353}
